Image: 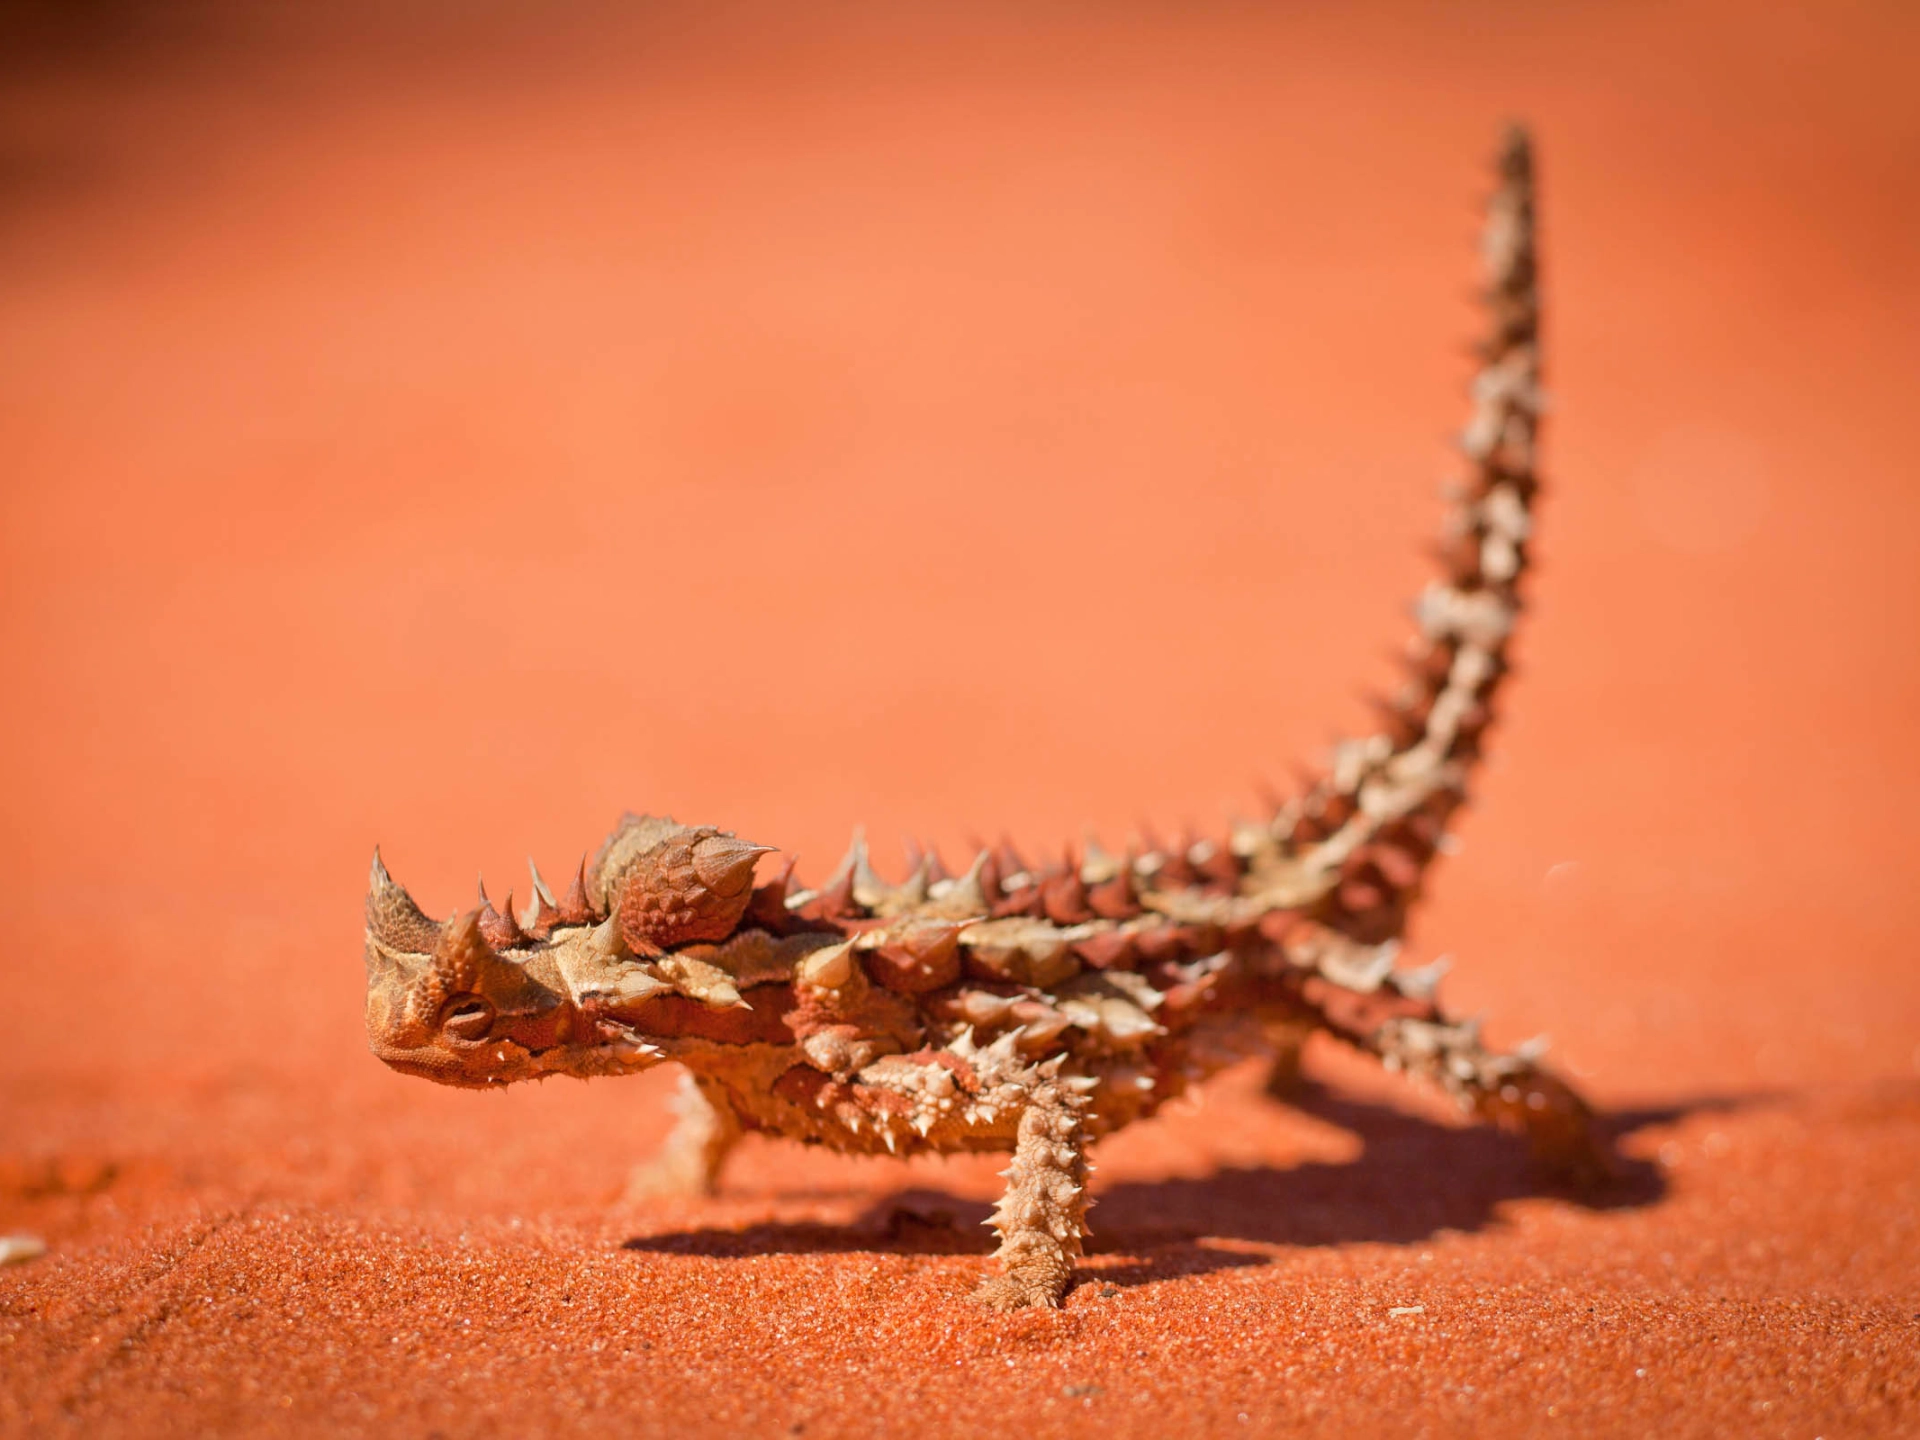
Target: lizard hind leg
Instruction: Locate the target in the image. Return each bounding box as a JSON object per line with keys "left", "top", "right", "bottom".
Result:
{"left": 972, "top": 1061, "right": 1095, "bottom": 1311}
{"left": 621, "top": 1071, "right": 743, "bottom": 1201}
{"left": 1381, "top": 1019, "right": 1613, "bottom": 1191}
{"left": 1298, "top": 959, "right": 1613, "bottom": 1190}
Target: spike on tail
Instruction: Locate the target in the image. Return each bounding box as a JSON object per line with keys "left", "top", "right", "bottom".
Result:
{"left": 1274, "top": 125, "right": 1544, "bottom": 943}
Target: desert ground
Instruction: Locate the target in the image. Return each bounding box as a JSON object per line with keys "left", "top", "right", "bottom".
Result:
{"left": 2, "top": 2, "right": 1916, "bottom": 1435}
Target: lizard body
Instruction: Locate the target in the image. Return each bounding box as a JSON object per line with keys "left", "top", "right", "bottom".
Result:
{"left": 363, "top": 129, "right": 1607, "bottom": 1309}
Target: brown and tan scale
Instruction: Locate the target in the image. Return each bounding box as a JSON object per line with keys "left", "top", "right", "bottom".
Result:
{"left": 361, "top": 130, "right": 1611, "bottom": 1310}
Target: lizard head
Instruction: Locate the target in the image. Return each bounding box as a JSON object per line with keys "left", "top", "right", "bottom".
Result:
{"left": 362, "top": 853, "right": 589, "bottom": 1088}
{"left": 362, "top": 819, "right": 773, "bottom": 1088}
{"left": 363, "top": 850, "right": 691, "bottom": 1088}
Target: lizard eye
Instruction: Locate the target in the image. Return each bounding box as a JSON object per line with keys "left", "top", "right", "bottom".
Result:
{"left": 440, "top": 996, "right": 495, "bottom": 1042}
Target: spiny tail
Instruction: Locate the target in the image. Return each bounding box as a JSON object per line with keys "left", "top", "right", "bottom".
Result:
{"left": 1266, "top": 126, "right": 1543, "bottom": 945}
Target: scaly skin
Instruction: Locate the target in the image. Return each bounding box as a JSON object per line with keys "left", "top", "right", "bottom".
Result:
{"left": 362, "top": 129, "right": 1609, "bottom": 1310}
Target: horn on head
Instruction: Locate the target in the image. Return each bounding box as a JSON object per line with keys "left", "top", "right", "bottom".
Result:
{"left": 366, "top": 849, "right": 445, "bottom": 954}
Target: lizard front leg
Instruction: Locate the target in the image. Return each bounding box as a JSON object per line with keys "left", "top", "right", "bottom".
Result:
{"left": 973, "top": 1062, "right": 1093, "bottom": 1311}
{"left": 623, "top": 1071, "right": 742, "bottom": 1200}
{"left": 1260, "top": 1014, "right": 1315, "bottom": 1099}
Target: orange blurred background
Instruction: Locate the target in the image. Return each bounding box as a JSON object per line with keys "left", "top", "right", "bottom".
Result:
{"left": 2, "top": 2, "right": 1916, "bottom": 1434}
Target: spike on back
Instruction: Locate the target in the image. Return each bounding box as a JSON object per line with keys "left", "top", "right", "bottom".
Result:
{"left": 557, "top": 858, "right": 596, "bottom": 926}
{"left": 521, "top": 859, "right": 558, "bottom": 931}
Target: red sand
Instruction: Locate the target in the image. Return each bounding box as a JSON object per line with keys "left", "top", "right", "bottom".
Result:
{"left": 3, "top": 3, "right": 1917, "bottom": 1435}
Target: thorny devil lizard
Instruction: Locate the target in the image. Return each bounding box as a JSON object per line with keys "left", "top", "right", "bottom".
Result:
{"left": 363, "top": 129, "right": 1611, "bottom": 1310}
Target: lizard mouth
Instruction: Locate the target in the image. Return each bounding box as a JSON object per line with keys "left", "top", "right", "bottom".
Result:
{"left": 373, "top": 1026, "right": 666, "bottom": 1089}
{"left": 375, "top": 1053, "right": 516, "bottom": 1089}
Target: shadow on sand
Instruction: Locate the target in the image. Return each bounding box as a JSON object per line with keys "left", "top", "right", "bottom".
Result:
{"left": 620, "top": 1086, "right": 1764, "bottom": 1290}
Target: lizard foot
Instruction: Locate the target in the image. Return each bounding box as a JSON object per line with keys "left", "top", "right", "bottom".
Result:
{"left": 971, "top": 1258, "right": 1072, "bottom": 1311}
